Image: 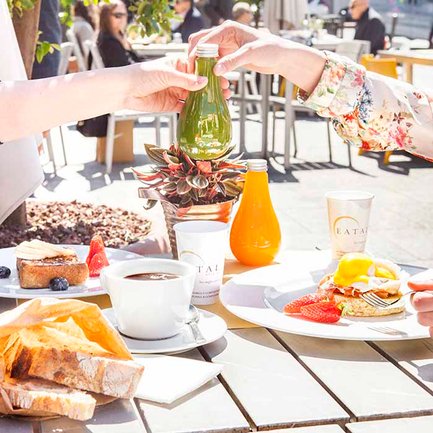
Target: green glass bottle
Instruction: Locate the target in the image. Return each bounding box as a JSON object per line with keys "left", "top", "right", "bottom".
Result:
{"left": 177, "top": 43, "right": 232, "bottom": 160}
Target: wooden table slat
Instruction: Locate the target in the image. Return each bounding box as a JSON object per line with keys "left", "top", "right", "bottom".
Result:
{"left": 202, "top": 329, "right": 349, "bottom": 429}
{"left": 373, "top": 339, "right": 433, "bottom": 394}
{"left": 272, "top": 425, "right": 345, "bottom": 433}
{"left": 136, "top": 349, "right": 250, "bottom": 433}
{"left": 276, "top": 332, "right": 433, "bottom": 420}
{"left": 40, "top": 399, "right": 146, "bottom": 433}
{"left": 347, "top": 415, "right": 433, "bottom": 433}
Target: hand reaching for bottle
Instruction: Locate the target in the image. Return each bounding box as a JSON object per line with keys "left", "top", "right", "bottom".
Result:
{"left": 188, "top": 21, "right": 326, "bottom": 94}
{"left": 125, "top": 56, "right": 231, "bottom": 113}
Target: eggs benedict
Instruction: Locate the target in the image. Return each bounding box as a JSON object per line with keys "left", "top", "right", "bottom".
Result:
{"left": 318, "top": 253, "right": 404, "bottom": 317}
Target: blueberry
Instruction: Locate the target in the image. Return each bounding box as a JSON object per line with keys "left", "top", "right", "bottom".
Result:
{"left": 0, "top": 266, "right": 11, "bottom": 279}
{"left": 49, "top": 277, "right": 69, "bottom": 291}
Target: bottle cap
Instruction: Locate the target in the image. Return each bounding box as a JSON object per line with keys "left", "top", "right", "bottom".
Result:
{"left": 247, "top": 159, "right": 268, "bottom": 172}
{"left": 197, "top": 43, "right": 219, "bottom": 58}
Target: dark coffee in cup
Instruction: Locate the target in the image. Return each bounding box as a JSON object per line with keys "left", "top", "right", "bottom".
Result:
{"left": 125, "top": 272, "right": 178, "bottom": 281}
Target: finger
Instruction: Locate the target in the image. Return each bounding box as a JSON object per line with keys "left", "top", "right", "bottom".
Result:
{"left": 220, "top": 76, "right": 230, "bottom": 90}
{"left": 412, "top": 291, "right": 433, "bottom": 312}
{"left": 223, "top": 88, "right": 232, "bottom": 99}
{"left": 165, "top": 70, "right": 208, "bottom": 91}
{"left": 408, "top": 269, "right": 433, "bottom": 291}
{"left": 188, "top": 28, "right": 215, "bottom": 56}
{"left": 417, "top": 311, "right": 433, "bottom": 327}
{"left": 213, "top": 43, "right": 255, "bottom": 76}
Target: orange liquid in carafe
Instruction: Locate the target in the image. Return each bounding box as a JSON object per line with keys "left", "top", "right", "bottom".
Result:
{"left": 230, "top": 169, "right": 281, "bottom": 266}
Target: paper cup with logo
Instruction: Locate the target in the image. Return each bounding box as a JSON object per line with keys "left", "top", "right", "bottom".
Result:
{"left": 174, "top": 221, "right": 228, "bottom": 305}
{"left": 326, "top": 191, "right": 374, "bottom": 259}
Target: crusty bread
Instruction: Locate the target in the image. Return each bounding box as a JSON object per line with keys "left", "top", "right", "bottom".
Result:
{"left": 1, "top": 378, "right": 96, "bottom": 420}
{"left": 4, "top": 326, "right": 143, "bottom": 399}
{"left": 334, "top": 293, "right": 405, "bottom": 317}
{"left": 17, "top": 255, "right": 89, "bottom": 289}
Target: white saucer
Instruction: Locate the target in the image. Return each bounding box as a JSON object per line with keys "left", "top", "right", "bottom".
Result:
{"left": 103, "top": 308, "right": 227, "bottom": 354}
{"left": 0, "top": 245, "right": 142, "bottom": 299}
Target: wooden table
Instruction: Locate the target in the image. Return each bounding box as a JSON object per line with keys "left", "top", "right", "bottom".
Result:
{"left": 378, "top": 49, "right": 433, "bottom": 84}
{"left": 2, "top": 265, "right": 433, "bottom": 433}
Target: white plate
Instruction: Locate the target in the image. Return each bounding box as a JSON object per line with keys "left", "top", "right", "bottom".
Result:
{"left": 0, "top": 245, "right": 142, "bottom": 299}
{"left": 220, "top": 250, "right": 431, "bottom": 341}
{"left": 103, "top": 307, "right": 227, "bottom": 354}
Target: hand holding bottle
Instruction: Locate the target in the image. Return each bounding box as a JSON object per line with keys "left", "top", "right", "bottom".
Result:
{"left": 188, "top": 21, "right": 326, "bottom": 94}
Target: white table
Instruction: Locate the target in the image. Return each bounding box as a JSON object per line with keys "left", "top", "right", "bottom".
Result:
{"left": 2, "top": 262, "right": 433, "bottom": 432}
{"left": 131, "top": 43, "right": 188, "bottom": 58}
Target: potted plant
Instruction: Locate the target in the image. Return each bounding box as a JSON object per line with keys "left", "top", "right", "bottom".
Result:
{"left": 133, "top": 143, "right": 245, "bottom": 257}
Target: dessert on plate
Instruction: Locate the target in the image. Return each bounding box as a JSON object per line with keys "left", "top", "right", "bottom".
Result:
{"left": 16, "top": 240, "right": 89, "bottom": 289}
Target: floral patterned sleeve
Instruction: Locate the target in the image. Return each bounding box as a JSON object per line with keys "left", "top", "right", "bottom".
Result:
{"left": 299, "top": 51, "right": 433, "bottom": 162}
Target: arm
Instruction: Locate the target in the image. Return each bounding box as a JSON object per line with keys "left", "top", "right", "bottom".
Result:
{"left": 368, "top": 18, "right": 386, "bottom": 54}
{"left": 0, "top": 57, "right": 219, "bottom": 143}
{"left": 189, "top": 22, "right": 433, "bottom": 161}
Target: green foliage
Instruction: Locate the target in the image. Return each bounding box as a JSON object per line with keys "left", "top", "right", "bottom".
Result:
{"left": 7, "top": 0, "right": 37, "bottom": 17}
{"left": 35, "top": 32, "right": 60, "bottom": 64}
{"left": 129, "top": 0, "right": 177, "bottom": 38}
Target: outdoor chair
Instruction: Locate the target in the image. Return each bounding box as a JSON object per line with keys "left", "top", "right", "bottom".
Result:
{"left": 269, "top": 81, "right": 352, "bottom": 168}
{"left": 44, "top": 42, "right": 73, "bottom": 175}
{"left": 359, "top": 54, "right": 399, "bottom": 165}
{"left": 65, "top": 29, "right": 87, "bottom": 72}
{"left": 335, "top": 40, "right": 371, "bottom": 62}
{"left": 225, "top": 70, "right": 262, "bottom": 115}
{"left": 83, "top": 40, "right": 177, "bottom": 174}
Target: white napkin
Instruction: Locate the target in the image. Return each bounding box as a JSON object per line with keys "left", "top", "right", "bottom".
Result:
{"left": 133, "top": 355, "right": 223, "bottom": 404}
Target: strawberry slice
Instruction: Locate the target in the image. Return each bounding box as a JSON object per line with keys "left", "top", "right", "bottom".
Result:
{"left": 300, "top": 301, "right": 342, "bottom": 324}
{"left": 88, "top": 251, "right": 110, "bottom": 277}
{"left": 86, "top": 235, "right": 105, "bottom": 267}
{"left": 283, "top": 293, "right": 329, "bottom": 314}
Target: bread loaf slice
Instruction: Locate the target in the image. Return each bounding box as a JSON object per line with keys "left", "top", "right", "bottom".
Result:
{"left": 1, "top": 378, "right": 96, "bottom": 421}
{"left": 17, "top": 255, "right": 89, "bottom": 289}
{"left": 4, "top": 326, "right": 143, "bottom": 399}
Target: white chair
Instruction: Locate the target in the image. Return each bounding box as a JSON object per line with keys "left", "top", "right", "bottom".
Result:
{"left": 65, "top": 29, "right": 87, "bottom": 72}
{"left": 335, "top": 40, "right": 370, "bottom": 62}
{"left": 225, "top": 69, "right": 262, "bottom": 115}
{"left": 83, "top": 40, "right": 177, "bottom": 173}
{"left": 44, "top": 42, "right": 74, "bottom": 174}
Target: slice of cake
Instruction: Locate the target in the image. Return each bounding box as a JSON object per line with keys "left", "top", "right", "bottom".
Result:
{"left": 16, "top": 240, "right": 89, "bottom": 289}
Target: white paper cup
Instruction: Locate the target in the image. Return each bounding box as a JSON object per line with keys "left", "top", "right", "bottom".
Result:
{"left": 326, "top": 191, "right": 374, "bottom": 259}
{"left": 100, "top": 258, "right": 196, "bottom": 340}
{"left": 174, "top": 221, "right": 228, "bottom": 305}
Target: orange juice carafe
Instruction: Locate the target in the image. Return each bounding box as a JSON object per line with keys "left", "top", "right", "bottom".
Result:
{"left": 230, "top": 159, "right": 281, "bottom": 266}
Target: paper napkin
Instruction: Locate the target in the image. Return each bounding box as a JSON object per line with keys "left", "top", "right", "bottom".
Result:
{"left": 133, "top": 355, "right": 223, "bottom": 404}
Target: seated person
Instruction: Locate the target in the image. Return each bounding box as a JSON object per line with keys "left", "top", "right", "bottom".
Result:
{"left": 172, "top": 0, "right": 204, "bottom": 43}
{"left": 349, "top": 0, "right": 385, "bottom": 55}
{"left": 97, "top": 0, "right": 140, "bottom": 67}
{"left": 232, "top": 2, "right": 254, "bottom": 26}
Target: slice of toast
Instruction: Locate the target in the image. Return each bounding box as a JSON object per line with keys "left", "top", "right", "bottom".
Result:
{"left": 17, "top": 254, "right": 89, "bottom": 289}
{"left": 4, "top": 326, "right": 143, "bottom": 399}
{"left": 1, "top": 377, "right": 96, "bottom": 421}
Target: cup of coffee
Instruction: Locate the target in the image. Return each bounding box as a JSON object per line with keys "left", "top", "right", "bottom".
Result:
{"left": 100, "top": 258, "right": 196, "bottom": 340}
{"left": 326, "top": 190, "right": 374, "bottom": 259}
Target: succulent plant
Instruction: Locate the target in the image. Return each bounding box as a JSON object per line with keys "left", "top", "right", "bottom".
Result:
{"left": 133, "top": 144, "right": 245, "bottom": 208}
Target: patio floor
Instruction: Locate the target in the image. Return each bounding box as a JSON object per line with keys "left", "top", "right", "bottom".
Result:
{"left": 35, "top": 108, "right": 433, "bottom": 269}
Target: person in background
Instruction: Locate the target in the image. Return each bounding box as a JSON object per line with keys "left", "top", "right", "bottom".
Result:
{"left": 32, "top": 0, "right": 61, "bottom": 79}
{"left": 204, "top": 0, "right": 233, "bottom": 26}
{"left": 173, "top": 0, "right": 205, "bottom": 43}
{"left": 97, "top": 0, "right": 141, "bottom": 68}
{"left": 72, "top": 1, "right": 98, "bottom": 59}
{"left": 232, "top": 2, "right": 254, "bottom": 26}
{"left": 349, "top": 0, "right": 385, "bottom": 55}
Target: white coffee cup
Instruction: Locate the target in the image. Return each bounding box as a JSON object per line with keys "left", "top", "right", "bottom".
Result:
{"left": 174, "top": 221, "right": 228, "bottom": 305}
{"left": 326, "top": 190, "right": 374, "bottom": 259}
{"left": 100, "top": 258, "right": 196, "bottom": 340}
